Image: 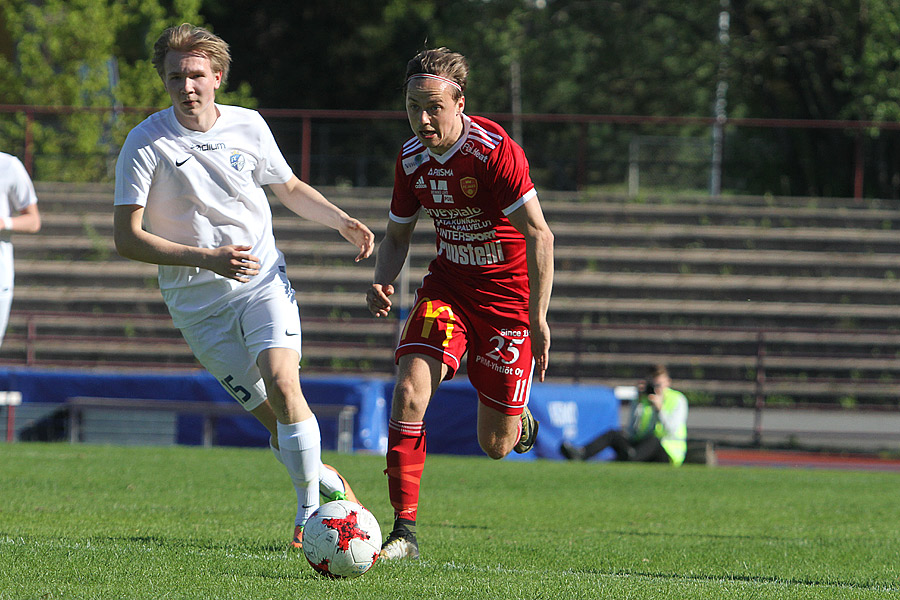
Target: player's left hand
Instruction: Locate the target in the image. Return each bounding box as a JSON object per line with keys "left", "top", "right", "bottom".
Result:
{"left": 204, "top": 245, "right": 261, "bottom": 282}
{"left": 531, "top": 320, "right": 551, "bottom": 382}
{"left": 339, "top": 218, "right": 375, "bottom": 262}
{"left": 366, "top": 283, "right": 394, "bottom": 318}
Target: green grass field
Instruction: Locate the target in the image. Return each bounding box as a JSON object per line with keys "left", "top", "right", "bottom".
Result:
{"left": 1, "top": 443, "right": 898, "bottom": 599}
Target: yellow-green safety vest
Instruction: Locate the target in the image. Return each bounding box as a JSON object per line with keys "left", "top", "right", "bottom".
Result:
{"left": 632, "top": 388, "right": 688, "bottom": 466}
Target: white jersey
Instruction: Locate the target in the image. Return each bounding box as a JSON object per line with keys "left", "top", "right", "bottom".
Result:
{"left": 114, "top": 104, "right": 294, "bottom": 327}
{"left": 0, "top": 152, "right": 38, "bottom": 293}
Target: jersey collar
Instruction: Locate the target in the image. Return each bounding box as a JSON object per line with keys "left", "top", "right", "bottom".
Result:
{"left": 167, "top": 103, "right": 224, "bottom": 137}
{"left": 426, "top": 113, "right": 470, "bottom": 165}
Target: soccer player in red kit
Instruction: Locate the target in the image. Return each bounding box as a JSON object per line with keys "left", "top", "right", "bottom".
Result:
{"left": 366, "top": 47, "right": 555, "bottom": 560}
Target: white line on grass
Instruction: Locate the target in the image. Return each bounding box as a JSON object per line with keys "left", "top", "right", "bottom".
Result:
{"left": 434, "top": 560, "right": 900, "bottom": 594}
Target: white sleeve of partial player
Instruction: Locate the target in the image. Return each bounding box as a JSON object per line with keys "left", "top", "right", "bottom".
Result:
{"left": 114, "top": 130, "right": 157, "bottom": 207}
{"left": 252, "top": 113, "right": 293, "bottom": 186}
{"left": 8, "top": 157, "right": 37, "bottom": 211}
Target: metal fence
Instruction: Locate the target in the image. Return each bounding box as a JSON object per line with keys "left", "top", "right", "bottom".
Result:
{"left": 5, "top": 104, "right": 900, "bottom": 197}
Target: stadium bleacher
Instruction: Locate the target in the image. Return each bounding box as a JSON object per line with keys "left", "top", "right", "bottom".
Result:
{"left": 4, "top": 182, "right": 900, "bottom": 412}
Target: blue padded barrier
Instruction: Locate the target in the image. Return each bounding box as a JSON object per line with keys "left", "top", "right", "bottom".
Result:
{"left": 401, "top": 378, "right": 620, "bottom": 461}
{"left": 1, "top": 368, "right": 619, "bottom": 459}
{"left": 0, "top": 368, "right": 388, "bottom": 451}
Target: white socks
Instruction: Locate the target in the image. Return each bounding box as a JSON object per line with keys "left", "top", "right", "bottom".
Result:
{"left": 276, "top": 417, "right": 321, "bottom": 527}
{"left": 269, "top": 440, "right": 346, "bottom": 499}
{"left": 318, "top": 464, "right": 345, "bottom": 499}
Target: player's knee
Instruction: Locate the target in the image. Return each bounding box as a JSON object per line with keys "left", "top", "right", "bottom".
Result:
{"left": 391, "top": 379, "right": 429, "bottom": 417}
{"left": 264, "top": 373, "right": 295, "bottom": 402}
{"left": 479, "top": 436, "right": 512, "bottom": 460}
{"left": 263, "top": 374, "right": 303, "bottom": 419}
{"left": 482, "top": 445, "right": 510, "bottom": 461}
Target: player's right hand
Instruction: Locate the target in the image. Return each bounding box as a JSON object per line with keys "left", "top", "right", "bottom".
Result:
{"left": 205, "top": 245, "right": 261, "bottom": 282}
{"left": 366, "top": 283, "right": 394, "bottom": 318}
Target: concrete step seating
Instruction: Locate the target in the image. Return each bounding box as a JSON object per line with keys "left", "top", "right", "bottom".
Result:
{"left": 17, "top": 261, "right": 900, "bottom": 319}
{"left": 39, "top": 210, "right": 900, "bottom": 254}
{"left": 17, "top": 234, "right": 900, "bottom": 279}
{"left": 5, "top": 182, "right": 900, "bottom": 406}
{"left": 3, "top": 310, "right": 396, "bottom": 372}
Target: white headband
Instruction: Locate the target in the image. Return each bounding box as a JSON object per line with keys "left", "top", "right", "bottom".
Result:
{"left": 406, "top": 73, "right": 463, "bottom": 93}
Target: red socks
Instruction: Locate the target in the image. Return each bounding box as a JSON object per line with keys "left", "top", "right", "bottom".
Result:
{"left": 385, "top": 419, "right": 426, "bottom": 522}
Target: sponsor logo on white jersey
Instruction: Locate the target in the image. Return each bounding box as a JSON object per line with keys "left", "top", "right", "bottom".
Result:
{"left": 430, "top": 179, "right": 454, "bottom": 204}
{"left": 230, "top": 151, "right": 245, "bottom": 171}
{"left": 190, "top": 142, "right": 226, "bottom": 152}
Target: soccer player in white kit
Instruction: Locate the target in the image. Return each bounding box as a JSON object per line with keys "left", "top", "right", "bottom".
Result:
{"left": 113, "top": 24, "right": 375, "bottom": 549}
{"left": 0, "top": 152, "right": 42, "bottom": 349}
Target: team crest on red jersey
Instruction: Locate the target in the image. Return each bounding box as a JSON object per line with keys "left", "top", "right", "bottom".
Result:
{"left": 460, "top": 177, "right": 478, "bottom": 198}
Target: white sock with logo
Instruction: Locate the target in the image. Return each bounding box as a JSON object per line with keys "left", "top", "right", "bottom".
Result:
{"left": 276, "top": 416, "right": 321, "bottom": 527}
{"left": 318, "top": 465, "right": 345, "bottom": 499}
{"left": 270, "top": 438, "right": 344, "bottom": 499}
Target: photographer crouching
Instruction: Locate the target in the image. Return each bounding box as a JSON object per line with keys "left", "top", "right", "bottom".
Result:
{"left": 560, "top": 364, "right": 689, "bottom": 466}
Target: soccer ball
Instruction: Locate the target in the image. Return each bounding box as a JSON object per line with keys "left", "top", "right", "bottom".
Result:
{"left": 302, "top": 500, "right": 382, "bottom": 578}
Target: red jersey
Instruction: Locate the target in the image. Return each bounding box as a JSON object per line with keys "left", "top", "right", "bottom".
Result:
{"left": 391, "top": 114, "right": 536, "bottom": 306}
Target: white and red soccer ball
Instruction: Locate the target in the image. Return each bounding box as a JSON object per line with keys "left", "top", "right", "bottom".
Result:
{"left": 302, "top": 500, "right": 382, "bottom": 578}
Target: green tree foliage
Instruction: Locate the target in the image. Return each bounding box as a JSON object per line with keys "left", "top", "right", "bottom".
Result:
{"left": 729, "top": 0, "right": 900, "bottom": 197}
{"left": 3, "top": 0, "right": 900, "bottom": 195}
{"left": 203, "top": 0, "right": 724, "bottom": 189}
{"left": 0, "top": 0, "right": 254, "bottom": 181}
{"left": 202, "top": 0, "right": 428, "bottom": 111}
{"left": 205, "top": 0, "right": 721, "bottom": 115}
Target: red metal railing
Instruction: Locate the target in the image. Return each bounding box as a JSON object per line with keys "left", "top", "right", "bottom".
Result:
{"left": 4, "top": 104, "right": 900, "bottom": 197}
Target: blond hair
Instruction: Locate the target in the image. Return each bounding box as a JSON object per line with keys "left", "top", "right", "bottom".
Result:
{"left": 152, "top": 23, "right": 231, "bottom": 84}
{"left": 405, "top": 47, "right": 468, "bottom": 100}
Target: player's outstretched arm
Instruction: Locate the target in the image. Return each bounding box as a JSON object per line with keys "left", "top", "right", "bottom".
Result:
{"left": 113, "top": 204, "right": 261, "bottom": 282}
{"left": 2, "top": 203, "right": 41, "bottom": 233}
{"left": 269, "top": 176, "right": 375, "bottom": 262}
{"left": 366, "top": 218, "right": 417, "bottom": 318}
{"left": 508, "top": 195, "right": 555, "bottom": 382}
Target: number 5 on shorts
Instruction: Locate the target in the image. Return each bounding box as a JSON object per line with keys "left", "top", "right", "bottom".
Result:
{"left": 222, "top": 374, "right": 251, "bottom": 405}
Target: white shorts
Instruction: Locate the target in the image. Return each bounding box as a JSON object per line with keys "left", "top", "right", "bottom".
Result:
{"left": 178, "top": 273, "right": 303, "bottom": 411}
{"left": 0, "top": 244, "right": 12, "bottom": 347}
{"left": 0, "top": 289, "right": 11, "bottom": 348}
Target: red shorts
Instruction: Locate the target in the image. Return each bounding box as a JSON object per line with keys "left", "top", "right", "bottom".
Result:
{"left": 395, "top": 281, "right": 534, "bottom": 416}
